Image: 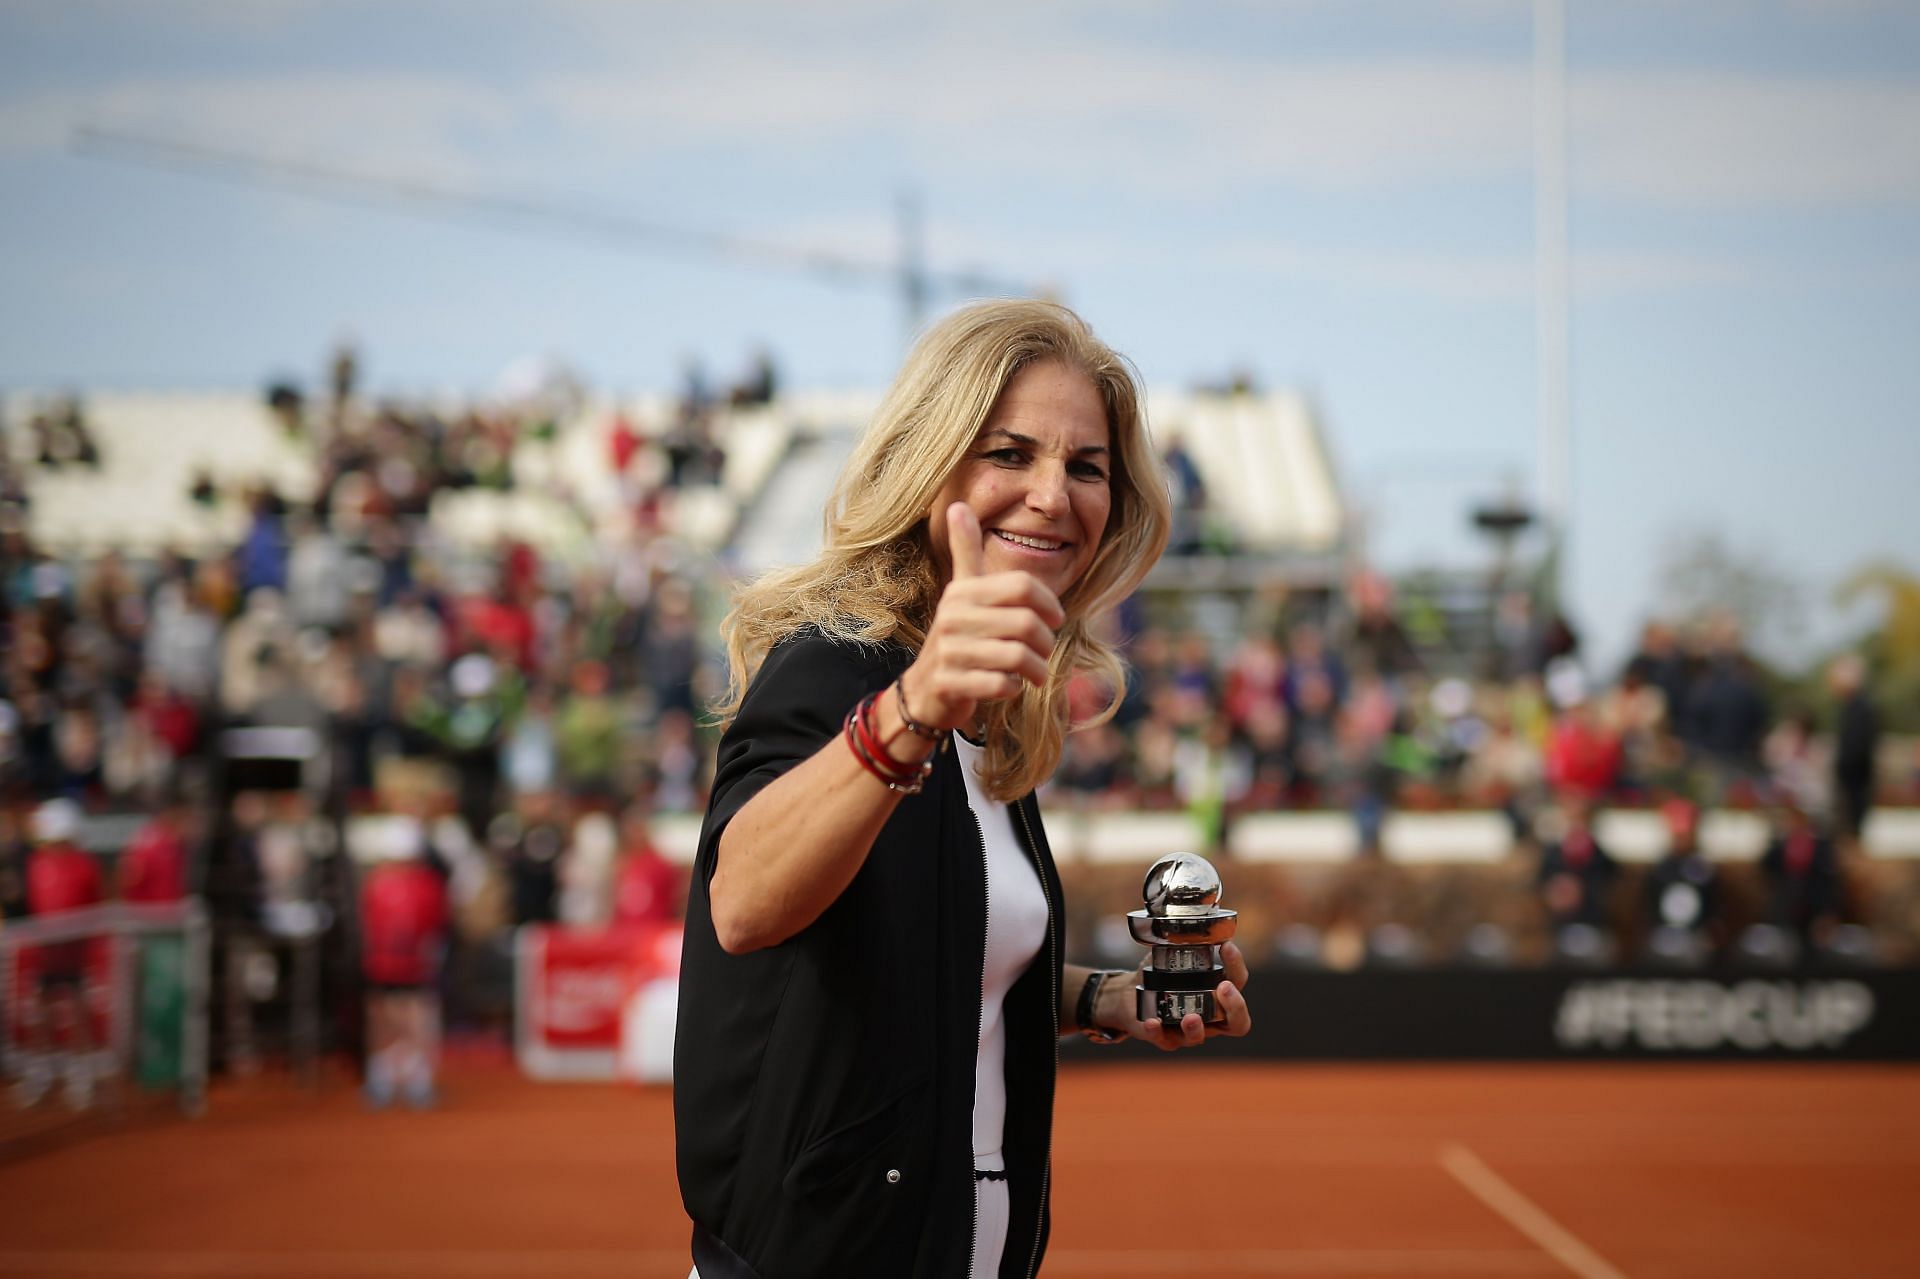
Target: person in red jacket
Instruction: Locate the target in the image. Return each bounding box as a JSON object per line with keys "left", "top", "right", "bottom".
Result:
{"left": 16, "top": 799, "right": 106, "bottom": 1109}
{"left": 1544, "top": 686, "right": 1623, "bottom": 800}
{"left": 118, "top": 804, "right": 191, "bottom": 904}
{"left": 359, "top": 818, "right": 450, "bottom": 1108}
{"left": 612, "top": 800, "right": 682, "bottom": 930}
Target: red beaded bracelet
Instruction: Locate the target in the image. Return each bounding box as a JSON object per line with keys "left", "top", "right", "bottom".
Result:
{"left": 855, "top": 692, "right": 932, "bottom": 788}
{"left": 843, "top": 692, "right": 933, "bottom": 794}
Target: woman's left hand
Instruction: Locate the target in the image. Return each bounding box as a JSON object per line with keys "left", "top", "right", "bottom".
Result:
{"left": 1106, "top": 941, "right": 1253, "bottom": 1051}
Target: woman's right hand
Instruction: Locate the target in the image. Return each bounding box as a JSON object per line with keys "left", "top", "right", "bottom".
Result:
{"left": 898, "top": 502, "right": 1064, "bottom": 732}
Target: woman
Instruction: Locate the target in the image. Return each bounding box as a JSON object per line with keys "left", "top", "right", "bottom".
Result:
{"left": 674, "top": 300, "right": 1252, "bottom": 1279}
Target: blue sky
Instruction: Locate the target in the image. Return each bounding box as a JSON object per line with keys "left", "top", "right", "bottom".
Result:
{"left": 3, "top": 0, "right": 1916, "bottom": 668}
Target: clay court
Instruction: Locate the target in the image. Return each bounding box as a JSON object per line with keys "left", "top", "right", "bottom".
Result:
{"left": 4, "top": 1058, "right": 1916, "bottom": 1278}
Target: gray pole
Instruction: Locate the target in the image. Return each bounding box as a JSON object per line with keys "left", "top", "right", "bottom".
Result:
{"left": 898, "top": 186, "right": 928, "bottom": 339}
{"left": 1534, "top": 0, "right": 1572, "bottom": 607}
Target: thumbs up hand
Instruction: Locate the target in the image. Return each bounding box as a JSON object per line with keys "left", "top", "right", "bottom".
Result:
{"left": 895, "top": 502, "right": 1065, "bottom": 735}
{"left": 946, "top": 500, "right": 988, "bottom": 582}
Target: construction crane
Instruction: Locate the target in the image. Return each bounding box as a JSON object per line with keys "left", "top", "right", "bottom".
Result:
{"left": 71, "top": 125, "right": 1046, "bottom": 337}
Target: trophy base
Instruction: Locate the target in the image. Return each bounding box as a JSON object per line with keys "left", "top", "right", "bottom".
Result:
{"left": 1136, "top": 986, "right": 1220, "bottom": 1028}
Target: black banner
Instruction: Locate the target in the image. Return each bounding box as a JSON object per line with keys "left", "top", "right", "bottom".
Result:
{"left": 1064, "top": 967, "right": 1920, "bottom": 1061}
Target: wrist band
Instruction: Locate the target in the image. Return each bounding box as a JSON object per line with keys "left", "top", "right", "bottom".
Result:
{"left": 1076, "top": 969, "right": 1130, "bottom": 1044}
{"left": 846, "top": 704, "right": 929, "bottom": 793}
{"left": 892, "top": 676, "right": 949, "bottom": 747}
{"left": 844, "top": 692, "right": 933, "bottom": 795}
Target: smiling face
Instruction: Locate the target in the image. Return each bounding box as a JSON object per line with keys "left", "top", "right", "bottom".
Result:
{"left": 928, "top": 359, "right": 1113, "bottom": 600}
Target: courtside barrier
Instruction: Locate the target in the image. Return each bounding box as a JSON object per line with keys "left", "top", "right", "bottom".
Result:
{"left": 1, "top": 900, "right": 211, "bottom": 1113}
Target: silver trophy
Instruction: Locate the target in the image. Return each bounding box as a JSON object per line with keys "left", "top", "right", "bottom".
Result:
{"left": 1131, "top": 852, "right": 1237, "bottom": 1028}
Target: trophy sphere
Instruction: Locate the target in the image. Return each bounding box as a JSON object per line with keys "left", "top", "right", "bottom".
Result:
{"left": 1142, "top": 852, "right": 1222, "bottom": 917}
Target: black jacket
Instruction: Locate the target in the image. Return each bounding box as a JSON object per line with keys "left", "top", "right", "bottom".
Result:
{"left": 674, "top": 632, "right": 1065, "bottom": 1279}
{"left": 1835, "top": 693, "right": 1879, "bottom": 789}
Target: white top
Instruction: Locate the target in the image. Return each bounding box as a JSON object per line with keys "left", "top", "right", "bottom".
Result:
{"left": 955, "top": 735, "right": 1049, "bottom": 1167}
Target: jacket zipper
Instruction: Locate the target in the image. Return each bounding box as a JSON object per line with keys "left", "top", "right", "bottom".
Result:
{"left": 965, "top": 801, "right": 987, "bottom": 1279}
{"left": 1011, "top": 797, "right": 1056, "bottom": 1279}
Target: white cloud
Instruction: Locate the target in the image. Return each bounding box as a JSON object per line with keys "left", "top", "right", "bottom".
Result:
{"left": 538, "top": 44, "right": 1920, "bottom": 208}
{"left": 773, "top": 209, "right": 1759, "bottom": 304}
{"left": 0, "top": 89, "right": 82, "bottom": 152}
{"left": 1572, "top": 249, "right": 1755, "bottom": 293}
{"left": 1778, "top": 0, "right": 1913, "bottom": 16}
{"left": 1575, "top": 69, "right": 1920, "bottom": 207}
{"left": 0, "top": 64, "right": 1788, "bottom": 309}
{"left": 1234, "top": 241, "right": 1535, "bottom": 301}
{"left": 1185, "top": 240, "right": 1755, "bottom": 302}
{"left": 531, "top": 48, "right": 1533, "bottom": 195}
{"left": 0, "top": 73, "right": 514, "bottom": 181}
{"left": 5, "top": 29, "right": 1916, "bottom": 216}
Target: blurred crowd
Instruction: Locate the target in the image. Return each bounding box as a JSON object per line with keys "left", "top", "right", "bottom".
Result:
{"left": 1047, "top": 571, "right": 1901, "bottom": 965}
{"left": 1059, "top": 596, "right": 1894, "bottom": 841}
{"left": 0, "top": 357, "right": 748, "bottom": 951}
{"left": 0, "top": 365, "right": 1909, "bottom": 996}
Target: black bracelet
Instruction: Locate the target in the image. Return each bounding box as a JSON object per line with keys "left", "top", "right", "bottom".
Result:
{"left": 1076, "top": 969, "right": 1129, "bottom": 1044}
{"left": 844, "top": 695, "right": 932, "bottom": 795}
{"left": 892, "top": 676, "right": 949, "bottom": 747}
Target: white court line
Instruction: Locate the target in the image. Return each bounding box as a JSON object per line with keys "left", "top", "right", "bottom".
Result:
{"left": 1045, "top": 1248, "right": 1557, "bottom": 1274}
{"left": 1439, "top": 1143, "right": 1628, "bottom": 1279}
{"left": 0, "top": 1253, "right": 691, "bottom": 1276}
{"left": 0, "top": 1249, "right": 1559, "bottom": 1276}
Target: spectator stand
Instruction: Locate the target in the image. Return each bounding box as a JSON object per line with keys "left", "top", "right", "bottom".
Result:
{"left": 6, "top": 365, "right": 1919, "bottom": 1078}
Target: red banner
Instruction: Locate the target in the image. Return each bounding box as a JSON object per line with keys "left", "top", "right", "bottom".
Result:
{"left": 515, "top": 924, "right": 680, "bottom": 1079}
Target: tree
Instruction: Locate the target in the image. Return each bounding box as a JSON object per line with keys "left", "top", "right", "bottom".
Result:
{"left": 1655, "top": 528, "right": 1806, "bottom": 658}
{"left": 1836, "top": 561, "right": 1920, "bottom": 732}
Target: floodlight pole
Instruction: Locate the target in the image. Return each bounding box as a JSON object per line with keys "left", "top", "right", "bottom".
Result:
{"left": 1534, "top": 0, "right": 1572, "bottom": 609}
{"left": 899, "top": 187, "right": 929, "bottom": 339}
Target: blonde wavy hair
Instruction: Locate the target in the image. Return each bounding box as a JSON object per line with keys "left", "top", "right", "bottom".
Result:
{"left": 717, "top": 298, "right": 1172, "bottom": 801}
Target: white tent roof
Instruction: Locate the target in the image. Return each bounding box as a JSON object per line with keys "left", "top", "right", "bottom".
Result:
{"left": 1145, "top": 389, "right": 1344, "bottom": 554}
